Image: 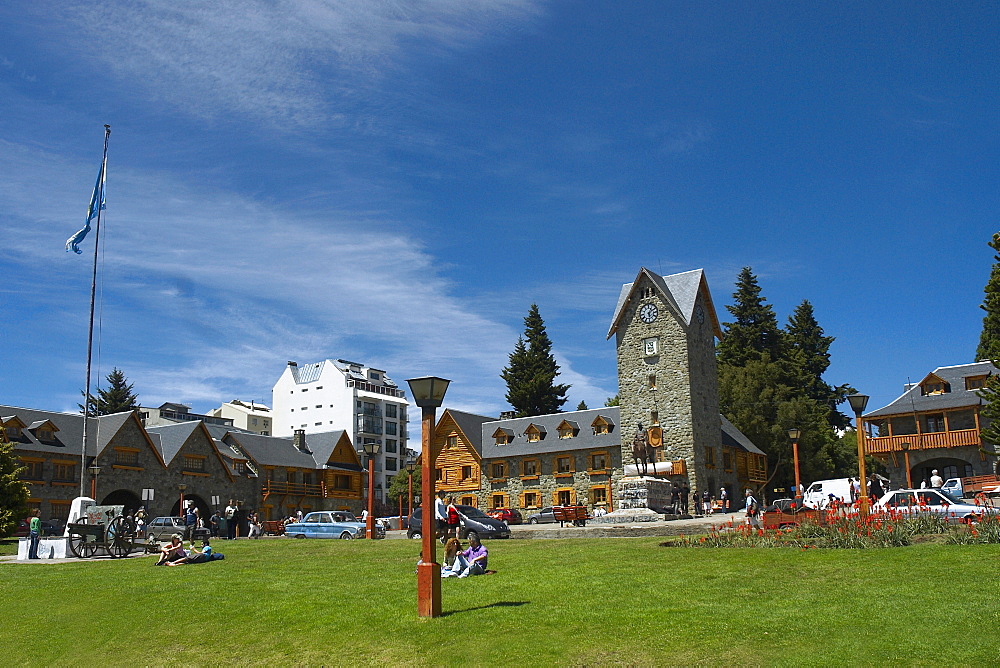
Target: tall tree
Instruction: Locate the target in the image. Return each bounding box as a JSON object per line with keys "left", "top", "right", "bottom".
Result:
{"left": 786, "top": 300, "right": 852, "bottom": 429}
{"left": 976, "top": 232, "right": 1000, "bottom": 362}
{"left": 386, "top": 465, "right": 421, "bottom": 505}
{"left": 716, "top": 267, "right": 784, "bottom": 367}
{"left": 0, "top": 429, "right": 30, "bottom": 538}
{"left": 80, "top": 367, "right": 140, "bottom": 416}
{"left": 576, "top": 400, "right": 589, "bottom": 411}
{"left": 501, "top": 304, "right": 570, "bottom": 417}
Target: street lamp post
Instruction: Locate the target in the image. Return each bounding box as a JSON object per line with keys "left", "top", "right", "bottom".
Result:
{"left": 788, "top": 428, "right": 802, "bottom": 502}
{"left": 900, "top": 441, "right": 913, "bottom": 488}
{"left": 406, "top": 376, "right": 450, "bottom": 619}
{"left": 848, "top": 394, "right": 870, "bottom": 517}
{"left": 406, "top": 458, "right": 416, "bottom": 519}
{"left": 363, "top": 441, "right": 381, "bottom": 539}
{"left": 177, "top": 483, "right": 187, "bottom": 517}
{"left": 88, "top": 464, "right": 101, "bottom": 500}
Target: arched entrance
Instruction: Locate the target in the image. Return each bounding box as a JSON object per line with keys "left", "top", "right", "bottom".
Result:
{"left": 100, "top": 489, "right": 142, "bottom": 515}
{"left": 169, "top": 494, "right": 211, "bottom": 523}
{"left": 911, "top": 457, "right": 974, "bottom": 488}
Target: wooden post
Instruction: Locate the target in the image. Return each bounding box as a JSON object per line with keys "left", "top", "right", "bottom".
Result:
{"left": 417, "top": 405, "right": 441, "bottom": 617}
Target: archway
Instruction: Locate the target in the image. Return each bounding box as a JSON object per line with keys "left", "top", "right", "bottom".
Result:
{"left": 169, "top": 494, "right": 211, "bottom": 523}
{"left": 912, "top": 457, "right": 974, "bottom": 488}
{"left": 100, "top": 489, "right": 142, "bottom": 515}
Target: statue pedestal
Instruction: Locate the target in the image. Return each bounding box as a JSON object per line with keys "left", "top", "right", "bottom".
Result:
{"left": 615, "top": 475, "right": 673, "bottom": 513}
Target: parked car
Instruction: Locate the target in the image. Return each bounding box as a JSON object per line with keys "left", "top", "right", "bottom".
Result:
{"left": 14, "top": 518, "right": 61, "bottom": 538}
{"left": 762, "top": 498, "right": 800, "bottom": 514}
{"left": 283, "top": 511, "right": 381, "bottom": 539}
{"left": 525, "top": 507, "right": 556, "bottom": 524}
{"left": 487, "top": 508, "right": 523, "bottom": 525}
{"left": 803, "top": 478, "right": 854, "bottom": 509}
{"left": 406, "top": 505, "right": 510, "bottom": 540}
{"left": 145, "top": 516, "right": 210, "bottom": 542}
{"left": 873, "top": 489, "right": 999, "bottom": 523}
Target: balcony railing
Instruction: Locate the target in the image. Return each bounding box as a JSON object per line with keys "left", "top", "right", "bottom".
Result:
{"left": 348, "top": 380, "right": 406, "bottom": 398}
{"left": 262, "top": 480, "right": 324, "bottom": 497}
{"left": 864, "top": 428, "right": 981, "bottom": 454}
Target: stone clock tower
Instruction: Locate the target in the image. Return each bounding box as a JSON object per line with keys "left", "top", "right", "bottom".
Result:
{"left": 607, "top": 267, "right": 723, "bottom": 495}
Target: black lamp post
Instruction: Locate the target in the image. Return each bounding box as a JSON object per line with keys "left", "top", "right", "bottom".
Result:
{"left": 847, "top": 394, "right": 871, "bottom": 517}
{"left": 88, "top": 464, "right": 101, "bottom": 500}
{"left": 788, "top": 428, "right": 802, "bottom": 501}
{"left": 363, "top": 440, "right": 381, "bottom": 539}
{"left": 406, "top": 376, "right": 450, "bottom": 619}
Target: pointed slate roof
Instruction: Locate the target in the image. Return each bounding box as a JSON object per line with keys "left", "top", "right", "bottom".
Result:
{"left": 145, "top": 421, "right": 202, "bottom": 465}
{"left": 440, "top": 409, "right": 494, "bottom": 456}
{"left": 481, "top": 407, "right": 622, "bottom": 458}
{"left": 607, "top": 267, "right": 722, "bottom": 339}
{"left": 720, "top": 415, "right": 765, "bottom": 455}
{"left": 0, "top": 405, "right": 139, "bottom": 456}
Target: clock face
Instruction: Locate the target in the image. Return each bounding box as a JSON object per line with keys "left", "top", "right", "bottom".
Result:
{"left": 638, "top": 303, "right": 658, "bottom": 324}
{"left": 695, "top": 304, "right": 705, "bottom": 324}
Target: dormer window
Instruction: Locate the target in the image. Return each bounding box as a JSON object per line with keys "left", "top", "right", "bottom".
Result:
{"left": 493, "top": 428, "right": 514, "bottom": 446}
{"left": 556, "top": 420, "right": 579, "bottom": 440}
{"left": 966, "top": 375, "right": 988, "bottom": 390}
{"left": 524, "top": 424, "right": 545, "bottom": 443}
{"left": 591, "top": 415, "right": 614, "bottom": 435}
{"left": 3, "top": 417, "right": 28, "bottom": 441}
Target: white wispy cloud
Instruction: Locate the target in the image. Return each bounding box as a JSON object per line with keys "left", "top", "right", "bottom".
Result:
{"left": 56, "top": 0, "right": 544, "bottom": 128}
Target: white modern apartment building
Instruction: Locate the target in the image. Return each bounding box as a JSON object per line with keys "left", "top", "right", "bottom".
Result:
{"left": 209, "top": 399, "right": 273, "bottom": 435}
{"left": 271, "top": 359, "right": 409, "bottom": 498}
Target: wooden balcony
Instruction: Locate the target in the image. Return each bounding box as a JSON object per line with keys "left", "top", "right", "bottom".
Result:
{"left": 262, "top": 480, "right": 324, "bottom": 497}
{"left": 864, "top": 428, "right": 981, "bottom": 454}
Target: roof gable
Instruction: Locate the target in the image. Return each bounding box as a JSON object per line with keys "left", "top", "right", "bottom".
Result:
{"left": 607, "top": 267, "right": 722, "bottom": 339}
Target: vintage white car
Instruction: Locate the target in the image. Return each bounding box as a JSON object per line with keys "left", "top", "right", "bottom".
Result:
{"left": 873, "top": 489, "right": 998, "bottom": 523}
{"left": 283, "top": 511, "right": 383, "bottom": 539}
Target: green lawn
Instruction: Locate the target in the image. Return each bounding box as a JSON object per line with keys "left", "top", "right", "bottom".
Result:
{"left": 2, "top": 537, "right": 999, "bottom": 666}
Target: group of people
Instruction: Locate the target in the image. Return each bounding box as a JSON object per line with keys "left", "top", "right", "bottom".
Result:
{"left": 154, "top": 534, "right": 222, "bottom": 566}
{"left": 666, "top": 483, "right": 730, "bottom": 516}
{"left": 440, "top": 536, "right": 489, "bottom": 577}
{"left": 434, "top": 492, "right": 462, "bottom": 541}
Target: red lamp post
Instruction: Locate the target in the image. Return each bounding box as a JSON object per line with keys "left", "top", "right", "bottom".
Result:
{"left": 363, "top": 441, "right": 381, "bottom": 539}
{"left": 88, "top": 464, "right": 101, "bottom": 500}
{"left": 177, "top": 483, "right": 187, "bottom": 517}
{"left": 406, "top": 376, "right": 450, "bottom": 619}
{"left": 900, "top": 441, "right": 913, "bottom": 488}
{"left": 788, "top": 428, "right": 802, "bottom": 501}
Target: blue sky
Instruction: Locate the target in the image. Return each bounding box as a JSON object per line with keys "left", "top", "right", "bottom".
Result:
{"left": 1, "top": 1, "right": 998, "bottom": 426}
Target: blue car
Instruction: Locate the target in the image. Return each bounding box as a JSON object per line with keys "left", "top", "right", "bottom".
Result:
{"left": 283, "top": 511, "right": 383, "bottom": 540}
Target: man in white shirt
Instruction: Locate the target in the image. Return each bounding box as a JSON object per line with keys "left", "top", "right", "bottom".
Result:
{"left": 434, "top": 491, "right": 447, "bottom": 543}
{"left": 930, "top": 470, "right": 944, "bottom": 488}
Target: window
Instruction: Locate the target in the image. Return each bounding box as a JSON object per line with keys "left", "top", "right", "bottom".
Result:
{"left": 6, "top": 426, "right": 22, "bottom": 440}
{"left": 492, "top": 494, "right": 506, "bottom": 509}
{"left": 491, "top": 462, "right": 505, "bottom": 479}
{"left": 650, "top": 410, "right": 658, "bottom": 425}
{"left": 386, "top": 458, "right": 398, "bottom": 472}
{"left": 723, "top": 449, "right": 733, "bottom": 472}
{"left": 36, "top": 428, "right": 54, "bottom": 441}
{"left": 435, "top": 468, "right": 443, "bottom": 481}
{"left": 286, "top": 469, "right": 297, "bottom": 483}
{"left": 115, "top": 449, "right": 139, "bottom": 466}
{"left": 303, "top": 472, "right": 313, "bottom": 485}
{"left": 705, "top": 447, "right": 716, "bottom": 468}
{"left": 557, "top": 456, "right": 572, "bottom": 474}
{"left": 590, "top": 486, "right": 607, "bottom": 504}
{"left": 558, "top": 426, "right": 574, "bottom": 439}
{"left": 369, "top": 371, "right": 380, "bottom": 380}
{"left": 557, "top": 489, "right": 572, "bottom": 506}
{"left": 591, "top": 453, "right": 607, "bottom": 470}
{"left": 923, "top": 414, "right": 946, "bottom": 433}
{"left": 385, "top": 439, "right": 397, "bottom": 453}
{"left": 522, "top": 460, "right": 538, "bottom": 476}
{"left": 643, "top": 337, "right": 658, "bottom": 356}
{"left": 526, "top": 427, "right": 541, "bottom": 442}
{"left": 21, "top": 460, "right": 43, "bottom": 480}
{"left": 334, "top": 474, "right": 352, "bottom": 490}
{"left": 446, "top": 435, "right": 457, "bottom": 448}
{"left": 461, "top": 495, "right": 475, "bottom": 506}
{"left": 54, "top": 463, "right": 75, "bottom": 481}
{"left": 524, "top": 491, "right": 539, "bottom": 508}
{"left": 385, "top": 404, "right": 397, "bottom": 418}
{"left": 494, "top": 430, "right": 512, "bottom": 446}
{"left": 966, "top": 376, "right": 987, "bottom": 390}
{"left": 386, "top": 422, "right": 397, "bottom": 436}
{"left": 251, "top": 417, "right": 258, "bottom": 426}
{"left": 234, "top": 461, "right": 247, "bottom": 475}
{"left": 183, "top": 456, "right": 205, "bottom": 472}
{"left": 461, "top": 465, "right": 472, "bottom": 480}
{"left": 648, "top": 374, "right": 657, "bottom": 389}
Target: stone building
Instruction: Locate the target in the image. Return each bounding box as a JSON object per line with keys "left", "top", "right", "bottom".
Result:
{"left": 426, "top": 409, "right": 495, "bottom": 507}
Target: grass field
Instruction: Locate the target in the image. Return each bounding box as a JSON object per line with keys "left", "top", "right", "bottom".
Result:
{"left": 3, "top": 536, "right": 999, "bottom": 666}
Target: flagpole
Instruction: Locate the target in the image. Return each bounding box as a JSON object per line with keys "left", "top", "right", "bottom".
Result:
{"left": 80, "top": 124, "right": 111, "bottom": 498}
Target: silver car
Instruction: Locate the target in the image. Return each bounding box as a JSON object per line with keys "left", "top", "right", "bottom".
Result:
{"left": 874, "top": 489, "right": 997, "bottom": 523}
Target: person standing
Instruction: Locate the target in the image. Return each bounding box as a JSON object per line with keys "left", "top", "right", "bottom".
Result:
{"left": 720, "top": 487, "right": 729, "bottom": 512}
{"left": 27, "top": 509, "right": 42, "bottom": 559}
{"left": 225, "top": 499, "right": 238, "bottom": 540}
{"left": 744, "top": 489, "right": 759, "bottom": 528}
{"left": 680, "top": 483, "right": 690, "bottom": 515}
{"left": 183, "top": 502, "right": 198, "bottom": 542}
{"left": 435, "top": 491, "right": 448, "bottom": 543}
{"left": 445, "top": 496, "right": 460, "bottom": 541}
{"left": 930, "top": 470, "right": 944, "bottom": 489}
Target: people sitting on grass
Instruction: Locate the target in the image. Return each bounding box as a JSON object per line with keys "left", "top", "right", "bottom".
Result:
{"left": 168, "top": 539, "right": 214, "bottom": 565}
{"left": 155, "top": 534, "right": 185, "bottom": 565}
{"left": 441, "top": 538, "right": 469, "bottom": 577}
{"left": 457, "top": 534, "right": 488, "bottom": 578}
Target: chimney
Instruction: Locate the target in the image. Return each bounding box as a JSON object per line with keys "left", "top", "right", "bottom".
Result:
{"left": 293, "top": 429, "right": 309, "bottom": 452}
{"left": 500, "top": 410, "right": 516, "bottom": 420}
{"left": 288, "top": 361, "right": 298, "bottom": 367}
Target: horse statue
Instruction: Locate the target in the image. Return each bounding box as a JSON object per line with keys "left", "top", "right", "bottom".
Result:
{"left": 632, "top": 423, "right": 652, "bottom": 476}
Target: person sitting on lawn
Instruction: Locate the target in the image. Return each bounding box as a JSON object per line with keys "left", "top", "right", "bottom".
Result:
{"left": 155, "top": 534, "right": 186, "bottom": 565}
{"left": 457, "top": 534, "right": 488, "bottom": 577}
{"left": 441, "top": 538, "right": 469, "bottom": 577}
{"left": 168, "top": 539, "right": 214, "bottom": 565}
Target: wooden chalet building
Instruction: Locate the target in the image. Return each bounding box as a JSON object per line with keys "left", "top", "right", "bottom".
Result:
{"left": 862, "top": 361, "right": 999, "bottom": 488}
{"left": 418, "top": 409, "right": 495, "bottom": 507}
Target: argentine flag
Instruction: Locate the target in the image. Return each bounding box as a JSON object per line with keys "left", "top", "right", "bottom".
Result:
{"left": 66, "top": 158, "right": 106, "bottom": 254}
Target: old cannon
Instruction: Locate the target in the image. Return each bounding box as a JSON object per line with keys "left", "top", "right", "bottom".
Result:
{"left": 66, "top": 504, "right": 138, "bottom": 559}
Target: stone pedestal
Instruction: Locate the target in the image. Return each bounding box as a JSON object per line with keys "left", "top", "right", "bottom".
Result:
{"left": 616, "top": 475, "right": 673, "bottom": 512}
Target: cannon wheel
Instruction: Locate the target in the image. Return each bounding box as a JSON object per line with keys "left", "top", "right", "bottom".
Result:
{"left": 106, "top": 516, "right": 136, "bottom": 558}
{"left": 68, "top": 520, "right": 99, "bottom": 559}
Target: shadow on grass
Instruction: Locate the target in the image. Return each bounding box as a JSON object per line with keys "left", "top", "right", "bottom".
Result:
{"left": 442, "top": 600, "right": 530, "bottom": 617}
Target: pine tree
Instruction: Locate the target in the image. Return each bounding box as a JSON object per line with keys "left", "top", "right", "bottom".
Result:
{"left": 576, "top": 400, "right": 589, "bottom": 411}
{"left": 716, "top": 267, "right": 784, "bottom": 367}
{"left": 786, "top": 300, "right": 852, "bottom": 429}
{"left": 604, "top": 395, "right": 620, "bottom": 407}
{"left": 80, "top": 367, "right": 140, "bottom": 416}
{"left": 500, "top": 304, "right": 570, "bottom": 417}
{"left": 386, "top": 465, "right": 421, "bottom": 505}
{"left": 976, "top": 233, "right": 1000, "bottom": 362}
{"left": 0, "top": 429, "right": 30, "bottom": 538}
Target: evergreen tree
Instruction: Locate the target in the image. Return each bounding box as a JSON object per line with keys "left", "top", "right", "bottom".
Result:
{"left": 386, "top": 465, "right": 421, "bottom": 505}
{"left": 0, "top": 430, "right": 30, "bottom": 538}
{"left": 80, "top": 367, "right": 140, "bottom": 416}
{"left": 604, "top": 395, "right": 620, "bottom": 407}
{"left": 500, "top": 304, "right": 570, "bottom": 417}
{"left": 786, "top": 300, "right": 852, "bottom": 429}
{"left": 576, "top": 400, "right": 589, "bottom": 411}
{"left": 976, "top": 232, "right": 1000, "bottom": 362}
{"left": 716, "top": 267, "right": 784, "bottom": 366}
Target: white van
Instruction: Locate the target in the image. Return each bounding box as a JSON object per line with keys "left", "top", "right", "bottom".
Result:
{"left": 803, "top": 478, "right": 854, "bottom": 509}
